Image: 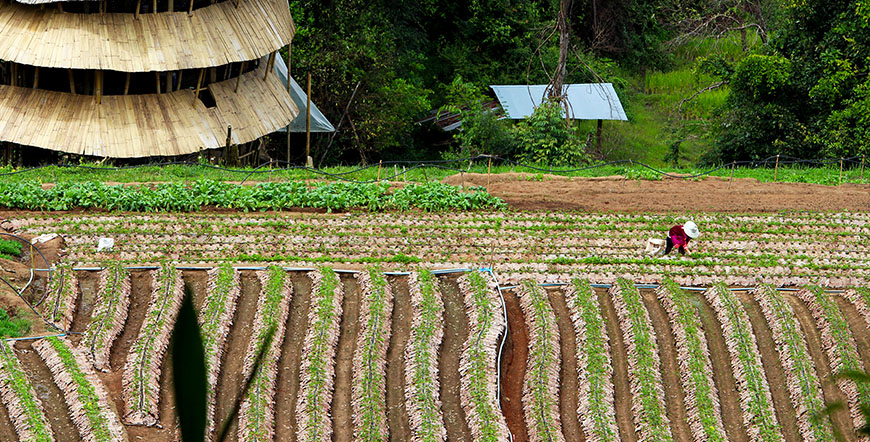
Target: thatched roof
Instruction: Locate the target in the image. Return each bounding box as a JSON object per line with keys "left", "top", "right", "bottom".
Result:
{"left": 0, "top": 64, "right": 298, "bottom": 157}
{"left": 0, "top": 0, "right": 294, "bottom": 71}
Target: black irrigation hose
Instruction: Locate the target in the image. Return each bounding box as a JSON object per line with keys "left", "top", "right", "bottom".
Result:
{"left": 0, "top": 153, "right": 865, "bottom": 185}
{"left": 0, "top": 236, "right": 68, "bottom": 334}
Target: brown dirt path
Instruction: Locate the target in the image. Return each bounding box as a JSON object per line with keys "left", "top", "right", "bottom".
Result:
{"left": 835, "top": 297, "right": 870, "bottom": 374}
{"left": 640, "top": 289, "right": 692, "bottom": 442}
{"left": 0, "top": 385, "right": 18, "bottom": 442}
{"left": 274, "top": 273, "right": 313, "bottom": 442}
{"left": 331, "top": 274, "right": 361, "bottom": 442}
{"left": 443, "top": 173, "right": 870, "bottom": 212}
{"left": 14, "top": 341, "right": 78, "bottom": 440}
{"left": 182, "top": 269, "right": 209, "bottom": 313}
{"left": 596, "top": 288, "right": 638, "bottom": 442}
{"left": 437, "top": 275, "right": 473, "bottom": 442}
{"left": 500, "top": 288, "right": 529, "bottom": 442}
{"left": 69, "top": 270, "right": 100, "bottom": 340}
{"left": 787, "top": 295, "right": 855, "bottom": 441}
{"left": 386, "top": 276, "right": 412, "bottom": 442}
{"left": 740, "top": 294, "right": 802, "bottom": 442}
{"left": 110, "top": 270, "right": 153, "bottom": 371}
{"left": 696, "top": 293, "right": 750, "bottom": 442}
{"left": 212, "top": 271, "right": 261, "bottom": 442}
{"left": 548, "top": 289, "right": 585, "bottom": 442}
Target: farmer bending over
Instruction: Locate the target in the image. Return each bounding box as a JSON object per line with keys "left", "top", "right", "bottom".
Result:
{"left": 664, "top": 221, "right": 699, "bottom": 255}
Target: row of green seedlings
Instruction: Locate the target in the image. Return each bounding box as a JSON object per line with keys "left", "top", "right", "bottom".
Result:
{"left": 38, "top": 264, "right": 78, "bottom": 332}
{"left": 610, "top": 278, "right": 674, "bottom": 442}
{"left": 704, "top": 283, "right": 783, "bottom": 442}
{"left": 351, "top": 267, "right": 393, "bottom": 441}
{"left": 796, "top": 286, "right": 870, "bottom": 429}
{"left": 0, "top": 342, "right": 54, "bottom": 441}
{"left": 237, "top": 266, "right": 294, "bottom": 442}
{"left": 457, "top": 271, "right": 510, "bottom": 442}
{"left": 518, "top": 280, "right": 564, "bottom": 442}
{"left": 565, "top": 278, "right": 618, "bottom": 442}
{"left": 296, "top": 267, "right": 344, "bottom": 442}
{"left": 82, "top": 262, "right": 131, "bottom": 372}
{"left": 122, "top": 265, "right": 184, "bottom": 426}
{"left": 199, "top": 263, "right": 241, "bottom": 439}
{"left": 404, "top": 270, "right": 447, "bottom": 442}
{"left": 655, "top": 279, "right": 727, "bottom": 441}
{"left": 752, "top": 285, "right": 834, "bottom": 441}
{"left": 33, "top": 336, "right": 126, "bottom": 441}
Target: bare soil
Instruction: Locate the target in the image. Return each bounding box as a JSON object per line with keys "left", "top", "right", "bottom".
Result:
{"left": 547, "top": 289, "right": 585, "bottom": 442}
{"left": 110, "top": 270, "right": 153, "bottom": 371}
{"left": 499, "top": 288, "right": 529, "bottom": 442}
{"left": 0, "top": 383, "right": 18, "bottom": 442}
{"left": 695, "top": 293, "right": 750, "bottom": 442}
{"left": 274, "top": 272, "right": 313, "bottom": 442}
{"left": 740, "top": 294, "right": 802, "bottom": 442}
{"left": 437, "top": 275, "right": 473, "bottom": 442}
{"left": 835, "top": 297, "right": 870, "bottom": 376}
{"left": 595, "top": 288, "right": 638, "bottom": 442}
{"left": 69, "top": 270, "right": 100, "bottom": 340}
{"left": 181, "top": 270, "right": 209, "bottom": 313}
{"left": 385, "top": 276, "right": 411, "bottom": 442}
{"left": 331, "top": 275, "right": 361, "bottom": 442}
{"left": 639, "top": 289, "right": 692, "bottom": 442}
{"left": 786, "top": 295, "right": 856, "bottom": 440}
{"left": 212, "top": 271, "right": 261, "bottom": 442}
{"left": 443, "top": 173, "right": 870, "bottom": 212}
{"left": 14, "top": 341, "right": 79, "bottom": 440}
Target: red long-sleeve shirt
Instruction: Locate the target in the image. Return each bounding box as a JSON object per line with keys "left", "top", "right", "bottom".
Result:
{"left": 668, "top": 225, "right": 690, "bottom": 249}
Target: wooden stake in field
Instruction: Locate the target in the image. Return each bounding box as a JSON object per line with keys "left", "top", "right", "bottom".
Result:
{"left": 487, "top": 156, "right": 492, "bottom": 188}
{"left": 377, "top": 160, "right": 382, "bottom": 181}
{"left": 306, "top": 72, "right": 312, "bottom": 167}
{"left": 728, "top": 161, "right": 735, "bottom": 189}
{"left": 773, "top": 154, "right": 780, "bottom": 182}
{"left": 839, "top": 157, "right": 844, "bottom": 186}
{"left": 861, "top": 155, "right": 865, "bottom": 182}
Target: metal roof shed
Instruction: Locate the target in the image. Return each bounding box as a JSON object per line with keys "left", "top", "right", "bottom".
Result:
{"left": 490, "top": 84, "right": 627, "bottom": 120}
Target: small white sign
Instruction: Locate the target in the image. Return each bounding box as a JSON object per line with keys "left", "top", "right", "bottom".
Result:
{"left": 97, "top": 238, "right": 114, "bottom": 252}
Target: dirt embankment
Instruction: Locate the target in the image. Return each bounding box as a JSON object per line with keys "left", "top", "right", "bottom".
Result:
{"left": 444, "top": 173, "right": 870, "bottom": 212}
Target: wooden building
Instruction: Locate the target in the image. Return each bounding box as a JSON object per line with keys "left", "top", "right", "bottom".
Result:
{"left": 0, "top": 0, "right": 298, "bottom": 158}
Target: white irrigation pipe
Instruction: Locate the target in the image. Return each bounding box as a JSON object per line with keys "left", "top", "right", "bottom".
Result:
{"left": 483, "top": 267, "right": 514, "bottom": 442}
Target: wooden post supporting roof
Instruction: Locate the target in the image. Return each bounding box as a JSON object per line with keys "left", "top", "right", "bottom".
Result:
{"left": 32, "top": 67, "right": 39, "bottom": 89}
{"left": 95, "top": 70, "right": 103, "bottom": 104}
{"left": 124, "top": 73, "right": 131, "bottom": 95}
{"left": 155, "top": 72, "right": 161, "bottom": 94}
{"left": 68, "top": 69, "right": 76, "bottom": 95}
{"left": 235, "top": 61, "right": 246, "bottom": 92}
{"left": 193, "top": 68, "right": 204, "bottom": 107}
{"left": 264, "top": 52, "right": 276, "bottom": 80}
{"left": 135, "top": 0, "right": 141, "bottom": 18}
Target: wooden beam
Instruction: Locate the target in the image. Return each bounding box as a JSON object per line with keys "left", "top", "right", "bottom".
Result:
{"left": 68, "top": 69, "right": 76, "bottom": 95}
{"left": 193, "top": 68, "right": 204, "bottom": 107}
{"left": 234, "top": 61, "right": 246, "bottom": 92}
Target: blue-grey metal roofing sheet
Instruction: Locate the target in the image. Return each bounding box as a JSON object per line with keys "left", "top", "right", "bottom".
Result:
{"left": 490, "top": 83, "right": 628, "bottom": 121}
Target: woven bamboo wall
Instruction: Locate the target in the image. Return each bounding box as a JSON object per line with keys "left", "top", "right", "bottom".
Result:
{"left": 0, "top": 65, "right": 298, "bottom": 157}
{"left": 0, "top": 0, "right": 294, "bottom": 71}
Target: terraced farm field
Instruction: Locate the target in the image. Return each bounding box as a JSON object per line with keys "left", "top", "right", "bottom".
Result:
{"left": 1, "top": 210, "right": 869, "bottom": 441}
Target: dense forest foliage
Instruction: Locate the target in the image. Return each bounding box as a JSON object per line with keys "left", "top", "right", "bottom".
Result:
{"left": 282, "top": 0, "right": 868, "bottom": 167}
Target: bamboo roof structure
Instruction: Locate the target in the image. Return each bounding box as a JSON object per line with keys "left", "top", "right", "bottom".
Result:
{"left": 0, "top": 64, "right": 298, "bottom": 157}
{"left": 0, "top": 0, "right": 294, "bottom": 71}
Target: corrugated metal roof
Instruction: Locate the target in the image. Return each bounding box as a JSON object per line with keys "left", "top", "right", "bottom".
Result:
{"left": 490, "top": 83, "right": 628, "bottom": 120}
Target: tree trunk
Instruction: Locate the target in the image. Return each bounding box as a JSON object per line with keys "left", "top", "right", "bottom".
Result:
{"left": 549, "top": 0, "right": 573, "bottom": 100}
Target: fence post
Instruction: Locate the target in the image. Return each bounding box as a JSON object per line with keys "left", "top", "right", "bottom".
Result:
{"left": 487, "top": 156, "right": 492, "bottom": 188}
{"left": 377, "top": 160, "right": 382, "bottom": 181}
{"left": 773, "top": 154, "right": 780, "bottom": 182}
{"left": 839, "top": 157, "right": 844, "bottom": 186}
{"left": 862, "top": 155, "right": 865, "bottom": 183}
{"left": 728, "top": 161, "right": 735, "bottom": 189}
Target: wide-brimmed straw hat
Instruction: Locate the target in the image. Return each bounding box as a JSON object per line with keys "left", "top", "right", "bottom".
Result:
{"left": 684, "top": 221, "right": 700, "bottom": 239}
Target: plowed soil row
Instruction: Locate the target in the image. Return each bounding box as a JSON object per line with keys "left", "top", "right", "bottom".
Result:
{"left": 332, "top": 275, "right": 361, "bottom": 442}
{"left": 14, "top": 341, "right": 78, "bottom": 440}
{"left": 835, "top": 297, "right": 870, "bottom": 376}
{"left": 274, "top": 273, "right": 313, "bottom": 442}
{"left": 695, "top": 293, "right": 750, "bottom": 442}
{"left": 595, "top": 288, "right": 638, "bottom": 442}
{"left": 499, "top": 288, "right": 528, "bottom": 442}
{"left": 788, "top": 295, "right": 855, "bottom": 440}
{"left": 69, "top": 271, "right": 100, "bottom": 339}
{"left": 437, "top": 275, "right": 472, "bottom": 442}
{"left": 639, "top": 289, "right": 691, "bottom": 442}
{"left": 386, "top": 276, "right": 411, "bottom": 442}
{"left": 548, "top": 289, "right": 584, "bottom": 442}
{"left": 0, "top": 386, "right": 17, "bottom": 442}
{"left": 213, "top": 271, "right": 260, "bottom": 442}
{"left": 740, "top": 295, "right": 801, "bottom": 442}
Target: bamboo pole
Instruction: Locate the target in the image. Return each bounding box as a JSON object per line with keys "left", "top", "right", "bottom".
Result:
{"left": 839, "top": 157, "right": 844, "bottom": 186}
{"left": 155, "top": 72, "right": 161, "bottom": 94}
{"left": 124, "top": 72, "right": 131, "bottom": 95}
{"left": 135, "top": 0, "right": 141, "bottom": 18}
{"left": 32, "top": 67, "right": 39, "bottom": 89}
{"left": 264, "top": 52, "right": 277, "bottom": 80}
{"left": 176, "top": 70, "right": 183, "bottom": 91}
{"left": 188, "top": 0, "right": 194, "bottom": 15}
{"left": 306, "top": 72, "right": 312, "bottom": 167}
{"left": 773, "top": 154, "right": 779, "bottom": 182}
{"left": 152, "top": 0, "right": 157, "bottom": 12}
{"left": 95, "top": 70, "right": 103, "bottom": 104}
{"left": 235, "top": 61, "right": 246, "bottom": 92}
{"left": 193, "top": 68, "right": 204, "bottom": 107}
{"left": 487, "top": 156, "right": 492, "bottom": 188}
{"left": 377, "top": 160, "right": 382, "bottom": 181}
{"left": 168, "top": 0, "right": 174, "bottom": 11}
{"left": 728, "top": 161, "right": 735, "bottom": 189}
{"left": 286, "top": 43, "right": 291, "bottom": 163}
{"left": 68, "top": 69, "right": 76, "bottom": 95}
